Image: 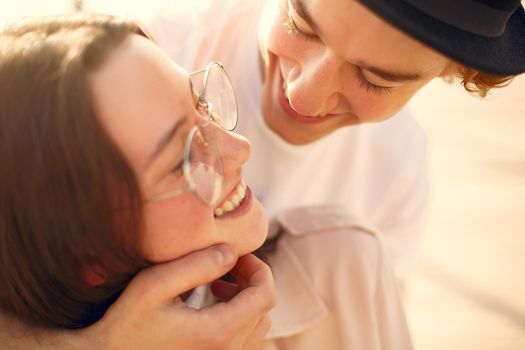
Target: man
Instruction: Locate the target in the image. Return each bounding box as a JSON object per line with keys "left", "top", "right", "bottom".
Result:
{"left": 147, "top": 0, "right": 524, "bottom": 277}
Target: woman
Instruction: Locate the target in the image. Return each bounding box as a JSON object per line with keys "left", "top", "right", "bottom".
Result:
{"left": 0, "top": 13, "right": 274, "bottom": 348}
{"left": 0, "top": 13, "right": 411, "bottom": 349}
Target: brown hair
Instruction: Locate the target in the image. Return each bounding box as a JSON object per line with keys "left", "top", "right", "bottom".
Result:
{"left": 0, "top": 14, "right": 150, "bottom": 328}
{"left": 453, "top": 65, "right": 514, "bottom": 97}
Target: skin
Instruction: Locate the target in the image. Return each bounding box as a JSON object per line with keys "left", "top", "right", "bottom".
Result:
{"left": 89, "top": 34, "right": 268, "bottom": 263}
{"left": 258, "top": 0, "right": 453, "bottom": 144}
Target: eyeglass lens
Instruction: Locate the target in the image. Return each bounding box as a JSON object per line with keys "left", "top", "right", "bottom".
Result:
{"left": 187, "top": 127, "right": 223, "bottom": 205}
{"left": 187, "top": 63, "right": 237, "bottom": 206}
{"left": 204, "top": 63, "right": 238, "bottom": 131}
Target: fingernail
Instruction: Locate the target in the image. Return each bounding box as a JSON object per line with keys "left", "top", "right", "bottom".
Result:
{"left": 214, "top": 244, "right": 236, "bottom": 266}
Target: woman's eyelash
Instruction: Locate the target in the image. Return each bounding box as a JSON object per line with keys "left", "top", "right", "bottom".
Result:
{"left": 285, "top": 13, "right": 316, "bottom": 42}
{"left": 353, "top": 71, "right": 393, "bottom": 94}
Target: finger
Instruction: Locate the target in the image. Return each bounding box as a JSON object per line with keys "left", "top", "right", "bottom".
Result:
{"left": 197, "top": 254, "right": 275, "bottom": 333}
{"left": 229, "top": 254, "right": 275, "bottom": 312}
{"left": 245, "top": 314, "right": 272, "bottom": 349}
{"left": 210, "top": 279, "right": 239, "bottom": 301}
{"left": 119, "top": 244, "right": 237, "bottom": 309}
{"left": 255, "top": 314, "right": 273, "bottom": 338}
{"left": 230, "top": 254, "right": 273, "bottom": 290}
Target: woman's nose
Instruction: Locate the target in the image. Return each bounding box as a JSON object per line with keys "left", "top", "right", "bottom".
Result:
{"left": 286, "top": 54, "right": 344, "bottom": 116}
{"left": 206, "top": 122, "right": 251, "bottom": 175}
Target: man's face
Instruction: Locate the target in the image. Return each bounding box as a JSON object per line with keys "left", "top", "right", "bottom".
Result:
{"left": 258, "top": 0, "right": 451, "bottom": 144}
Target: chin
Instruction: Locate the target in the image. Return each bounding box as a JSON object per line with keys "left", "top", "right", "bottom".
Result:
{"left": 230, "top": 199, "right": 268, "bottom": 257}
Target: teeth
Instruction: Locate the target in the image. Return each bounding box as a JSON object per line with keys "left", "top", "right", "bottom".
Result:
{"left": 237, "top": 184, "right": 246, "bottom": 198}
{"left": 214, "top": 181, "right": 248, "bottom": 217}
{"left": 231, "top": 194, "right": 240, "bottom": 205}
{"left": 222, "top": 201, "right": 234, "bottom": 211}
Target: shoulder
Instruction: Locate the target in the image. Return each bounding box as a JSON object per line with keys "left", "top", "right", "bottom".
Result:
{"left": 265, "top": 206, "right": 383, "bottom": 338}
{"left": 267, "top": 206, "right": 412, "bottom": 348}
{"left": 271, "top": 206, "right": 384, "bottom": 285}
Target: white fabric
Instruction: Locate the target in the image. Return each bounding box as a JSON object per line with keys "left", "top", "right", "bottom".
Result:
{"left": 144, "top": 0, "right": 428, "bottom": 278}
{"left": 167, "top": 206, "right": 414, "bottom": 349}
{"left": 183, "top": 284, "right": 210, "bottom": 309}
{"left": 263, "top": 206, "right": 413, "bottom": 349}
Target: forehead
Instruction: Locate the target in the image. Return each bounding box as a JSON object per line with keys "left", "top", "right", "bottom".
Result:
{"left": 89, "top": 34, "right": 190, "bottom": 172}
{"left": 302, "top": 0, "right": 447, "bottom": 73}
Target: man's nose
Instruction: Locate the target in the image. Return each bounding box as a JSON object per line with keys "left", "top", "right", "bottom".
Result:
{"left": 286, "top": 53, "right": 344, "bottom": 116}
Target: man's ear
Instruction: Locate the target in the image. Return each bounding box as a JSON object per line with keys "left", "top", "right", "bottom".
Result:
{"left": 82, "top": 264, "right": 107, "bottom": 287}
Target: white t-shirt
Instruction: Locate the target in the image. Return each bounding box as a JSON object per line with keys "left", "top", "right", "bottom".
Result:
{"left": 144, "top": 0, "right": 428, "bottom": 277}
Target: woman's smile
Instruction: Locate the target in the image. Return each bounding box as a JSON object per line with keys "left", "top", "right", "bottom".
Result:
{"left": 214, "top": 184, "right": 254, "bottom": 220}
{"left": 214, "top": 180, "right": 249, "bottom": 217}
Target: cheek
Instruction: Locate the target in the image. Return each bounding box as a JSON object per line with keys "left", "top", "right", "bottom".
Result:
{"left": 140, "top": 199, "right": 217, "bottom": 263}
{"left": 350, "top": 87, "right": 420, "bottom": 122}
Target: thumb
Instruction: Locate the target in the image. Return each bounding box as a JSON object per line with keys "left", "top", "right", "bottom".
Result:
{"left": 118, "top": 244, "right": 237, "bottom": 309}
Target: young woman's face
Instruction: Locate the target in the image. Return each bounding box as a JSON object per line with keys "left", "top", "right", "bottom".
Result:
{"left": 258, "top": 0, "right": 452, "bottom": 144}
{"left": 89, "top": 34, "right": 267, "bottom": 262}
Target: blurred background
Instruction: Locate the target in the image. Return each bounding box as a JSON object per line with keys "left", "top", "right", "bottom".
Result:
{"left": 408, "top": 76, "right": 525, "bottom": 350}
{"left": 1, "top": 1, "right": 524, "bottom": 349}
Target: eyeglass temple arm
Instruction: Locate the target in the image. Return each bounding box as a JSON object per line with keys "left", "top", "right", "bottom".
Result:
{"left": 147, "top": 187, "right": 192, "bottom": 203}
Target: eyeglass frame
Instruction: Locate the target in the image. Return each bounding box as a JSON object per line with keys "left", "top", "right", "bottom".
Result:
{"left": 146, "top": 61, "right": 238, "bottom": 207}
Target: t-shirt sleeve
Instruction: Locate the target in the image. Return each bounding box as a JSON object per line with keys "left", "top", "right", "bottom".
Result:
{"left": 326, "top": 231, "right": 414, "bottom": 350}
{"left": 277, "top": 228, "right": 414, "bottom": 350}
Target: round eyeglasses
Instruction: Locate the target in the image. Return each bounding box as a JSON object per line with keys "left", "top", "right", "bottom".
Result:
{"left": 147, "top": 61, "right": 238, "bottom": 207}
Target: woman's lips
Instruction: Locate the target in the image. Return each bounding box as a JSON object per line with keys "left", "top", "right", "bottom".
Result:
{"left": 214, "top": 184, "right": 253, "bottom": 219}
{"left": 277, "top": 75, "right": 337, "bottom": 124}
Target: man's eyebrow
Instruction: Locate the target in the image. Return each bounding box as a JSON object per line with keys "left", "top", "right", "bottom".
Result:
{"left": 357, "top": 62, "right": 423, "bottom": 83}
{"left": 149, "top": 117, "right": 187, "bottom": 161}
{"left": 292, "top": 0, "right": 321, "bottom": 34}
{"left": 292, "top": 0, "right": 423, "bottom": 84}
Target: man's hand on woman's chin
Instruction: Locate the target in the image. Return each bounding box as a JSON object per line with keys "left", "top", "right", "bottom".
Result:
{"left": 0, "top": 244, "right": 276, "bottom": 350}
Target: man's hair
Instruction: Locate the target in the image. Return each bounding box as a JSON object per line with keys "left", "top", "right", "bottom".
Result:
{"left": 455, "top": 65, "right": 514, "bottom": 97}
{"left": 0, "top": 14, "right": 150, "bottom": 328}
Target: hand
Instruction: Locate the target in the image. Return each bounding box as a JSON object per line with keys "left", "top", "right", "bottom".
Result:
{"left": 81, "top": 244, "right": 275, "bottom": 350}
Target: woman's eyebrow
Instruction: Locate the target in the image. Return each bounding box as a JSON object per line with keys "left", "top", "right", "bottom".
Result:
{"left": 149, "top": 117, "right": 187, "bottom": 161}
